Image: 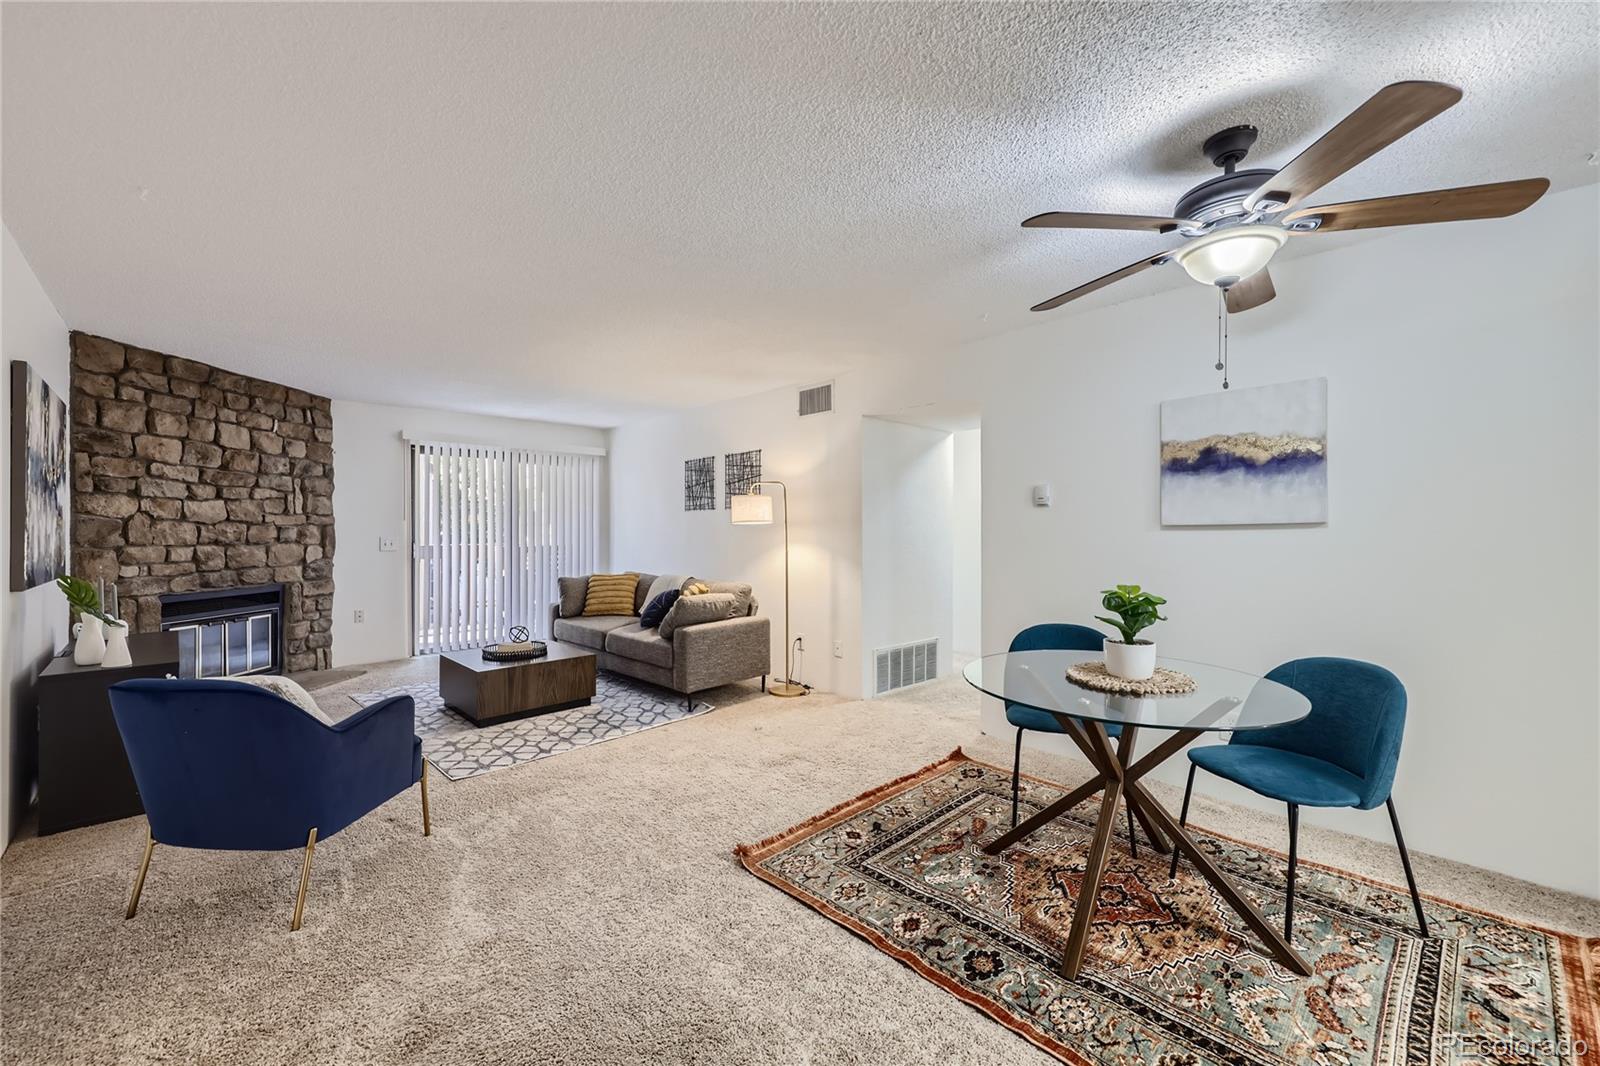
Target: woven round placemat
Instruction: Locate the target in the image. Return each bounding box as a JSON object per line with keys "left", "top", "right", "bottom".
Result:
{"left": 1066, "top": 661, "right": 1197, "bottom": 696}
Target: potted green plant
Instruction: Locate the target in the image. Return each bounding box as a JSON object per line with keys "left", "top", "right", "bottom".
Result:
{"left": 1095, "top": 584, "right": 1167, "bottom": 680}
{"left": 56, "top": 575, "right": 119, "bottom": 667}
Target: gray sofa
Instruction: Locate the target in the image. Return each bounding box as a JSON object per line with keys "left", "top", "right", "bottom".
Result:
{"left": 551, "top": 572, "right": 771, "bottom": 706}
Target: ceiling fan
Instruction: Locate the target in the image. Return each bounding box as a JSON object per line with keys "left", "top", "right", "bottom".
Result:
{"left": 1023, "top": 81, "right": 1550, "bottom": 314}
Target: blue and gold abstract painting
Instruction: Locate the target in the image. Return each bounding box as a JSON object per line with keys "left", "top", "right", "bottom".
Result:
{"left": 1160, "top": 377, "right": 1327, "bottom": 526}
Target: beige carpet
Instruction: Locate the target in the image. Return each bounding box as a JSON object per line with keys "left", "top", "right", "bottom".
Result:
{"left": 2, "top": 657, "right": 1596, "bottom": 1065}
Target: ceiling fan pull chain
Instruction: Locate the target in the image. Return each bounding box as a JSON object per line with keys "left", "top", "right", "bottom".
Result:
{"left": 1215, "top": 286, "right": 1225, "bottom": 372}
{"left": 1215, "top": 284, "right": 1230, "bottom": 390}
{"left": 1223, "top": 308, "right": 1230, "bottom": 390}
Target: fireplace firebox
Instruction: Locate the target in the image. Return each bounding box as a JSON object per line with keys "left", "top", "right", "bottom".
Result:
{"left": 159, "top": 583, "right": 286, "bottom": 679}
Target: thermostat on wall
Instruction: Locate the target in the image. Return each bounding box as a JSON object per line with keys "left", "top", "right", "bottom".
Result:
{"left": 1033, "top": 483, "right": 1052, "bottom": 507}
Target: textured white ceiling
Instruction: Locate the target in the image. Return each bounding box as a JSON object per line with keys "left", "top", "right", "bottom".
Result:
{"left": 4, "top": 2, "right": 1596, "bottom": 426}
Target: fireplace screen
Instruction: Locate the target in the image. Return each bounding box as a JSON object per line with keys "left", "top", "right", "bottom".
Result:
{"left": 159, "top": 583, "right": 286, "bottom": 679}
{"left": 171, "top": 612, "right": 275, "bottom": 679}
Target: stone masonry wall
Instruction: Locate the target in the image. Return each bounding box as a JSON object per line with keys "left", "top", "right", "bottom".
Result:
{"left": 68, "top": 333, "right": 334, "bottom": 672}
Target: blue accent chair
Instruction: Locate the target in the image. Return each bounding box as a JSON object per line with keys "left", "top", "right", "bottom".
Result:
{"left": 1172, "top": 657, "right": 1427, "bottom": 938}
{"left": 108, "top": 679, "right": 428, "bottom": 931}
{"left": 1006, "top": 624, "right": 1155, "bottom": 855}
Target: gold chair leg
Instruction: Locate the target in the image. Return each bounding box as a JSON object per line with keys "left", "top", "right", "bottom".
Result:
{"left": 421, "top": 761, "right": 432, "bottom": 837}
{"left": 125, "top": 826, "right": 156, "bottom": 920}
{"left": 290, "top": 827, "right": 317, "bottom": 932}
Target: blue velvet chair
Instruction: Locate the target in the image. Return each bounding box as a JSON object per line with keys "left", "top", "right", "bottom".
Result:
{"left": 1006, "top": 623, "right": 1153, "bottom": 855}
{"left": 108, "top": 679, "right": 428, "bottom": 931}
{"left": 1172, "top": 657, "right": 1427, "bottom": 938}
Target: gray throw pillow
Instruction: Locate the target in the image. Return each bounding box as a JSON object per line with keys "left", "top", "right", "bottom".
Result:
{"left": 684, "top": 579, "right": 754, "bottom": 617}
{"left": 659, "top": 592, "right": 741, "bottom": 640}
{"left": 557, "top": 576, "right": 589, "bottom": 618}
{"left": 226, "top": 675, "right": 338, "bottom": 726}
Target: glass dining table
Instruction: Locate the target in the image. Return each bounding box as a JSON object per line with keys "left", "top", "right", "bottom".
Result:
{"left": 963, "top": 649, "right": 1315, "bottom": 979}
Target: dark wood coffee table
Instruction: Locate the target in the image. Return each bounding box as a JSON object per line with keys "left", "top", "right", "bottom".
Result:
{"left": 438, "top": 641, "right": 597, "bottom": 726}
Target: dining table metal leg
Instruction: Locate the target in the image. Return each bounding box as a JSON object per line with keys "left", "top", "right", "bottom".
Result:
{"left": 1060, "top": 733, "right": 1124, "bottom": 978}
{"left": 1114, "top": 727, "right": 1171, "bottom": 856}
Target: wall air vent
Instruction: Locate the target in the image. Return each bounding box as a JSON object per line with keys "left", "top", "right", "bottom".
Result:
{"left": 798, "top": 381, "right": 834, "bottom": 417}
{"left": 874, "top": 638, "right": 939, "bottom": 695}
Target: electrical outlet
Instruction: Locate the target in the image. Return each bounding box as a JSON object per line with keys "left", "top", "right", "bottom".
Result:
{"left": 833, "top": 640, "right": 843, "bottom": 659}
{"left": 378, "top": 536, "right": 398, "bottom": 552}
{"left": 353, "top": 609, "right": 365, "bottom": 624}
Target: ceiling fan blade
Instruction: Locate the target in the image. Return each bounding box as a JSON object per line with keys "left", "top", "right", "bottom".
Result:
{"left": 1225, "top": 269, "right": 1275, "bottom": 313}
{"left": 1022, "top": 211, "right": 1192, "bottom": 233}
{"left": 1031, "top": 253, "right": 1167, "bottom": 312}
{"left": 1245, "top": 81, "right": 1463, "bottom": 213}
{"left": 1284, "top": 177, "right": 1550, "bottom": 233}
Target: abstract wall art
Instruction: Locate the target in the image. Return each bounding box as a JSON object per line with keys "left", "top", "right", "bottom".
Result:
{"left": 684, "top": 455, "right": 715, "bottom": 511}
{"left": 10, "top": 360, "right": 70, "bottom": 590}
{"left": 724, "top": 449, "right": 761, "bottom": 508}
{"left": 1160, "top": 377, "right": 1327, "bottom": 526}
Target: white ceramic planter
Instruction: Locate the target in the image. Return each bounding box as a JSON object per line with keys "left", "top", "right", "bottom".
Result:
{"left": 73, "top": 617, "right": 106, "bottom": 666}
{"left": 1104, "top": 640, "right": 1156, "bottom": 681}
{"left": 102, "top": 620, "right": 133, "bottom": 668}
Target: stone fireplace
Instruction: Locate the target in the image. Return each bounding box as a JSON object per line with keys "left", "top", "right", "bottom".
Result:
{"left": 69, "top": 333, "right": 335, "bottom": 672}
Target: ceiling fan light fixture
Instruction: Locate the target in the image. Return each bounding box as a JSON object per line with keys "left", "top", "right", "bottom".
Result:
{"left": 1174, "top": 224, "right": 1288, "bottom": 286}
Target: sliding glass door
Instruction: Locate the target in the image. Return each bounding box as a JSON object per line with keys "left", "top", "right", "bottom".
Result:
{"left": 410, "top": 443, "right": 601, "bottom": 653}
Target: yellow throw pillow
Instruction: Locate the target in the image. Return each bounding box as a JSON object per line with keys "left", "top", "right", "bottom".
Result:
{"left": 683, "top": 581, "right": 711, "bottom": 596}
{"left": 583, "top": 573, "right": 639, "bottom": 616}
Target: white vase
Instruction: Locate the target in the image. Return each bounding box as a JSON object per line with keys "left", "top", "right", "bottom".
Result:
{"left": 1104, "top": 640, "right": 1156, "bottom": 681}
{"left": 101, "top": 620, "right": 133, "bottom": 668}
{"left": 73, "top": 617, "right": 106, "bottom": 666}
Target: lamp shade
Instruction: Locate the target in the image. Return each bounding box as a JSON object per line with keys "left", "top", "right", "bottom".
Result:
{"left": 730, "top": 492, "right": 773, "bottom": 525}
{"left": 1174, "top": 224, "right": 1287, "bottom": 286}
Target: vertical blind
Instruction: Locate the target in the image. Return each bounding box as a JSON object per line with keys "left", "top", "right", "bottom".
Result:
{"left": 411, "top": 443, "right": 601, "bottom": 653}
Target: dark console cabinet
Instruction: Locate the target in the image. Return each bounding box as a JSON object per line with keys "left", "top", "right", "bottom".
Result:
{"left": 36, "top": 631, "right": 180, "bottom": 835}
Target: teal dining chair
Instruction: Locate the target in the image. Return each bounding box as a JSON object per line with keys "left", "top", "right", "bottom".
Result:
{"left": 1005, "top": 624, "right": 1148, "bottom": 855}
{"left": 1171, "top": 656, "right": 1427, "bottom": 938}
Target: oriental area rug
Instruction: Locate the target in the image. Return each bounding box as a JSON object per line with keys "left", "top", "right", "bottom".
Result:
{"left": 737, "top": 750, "right": 1599, "bottom": 1066}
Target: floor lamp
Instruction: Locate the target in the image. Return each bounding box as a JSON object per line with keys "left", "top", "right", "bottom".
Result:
{"left": 731, "top": 481, "right": 805, "bottom": 697}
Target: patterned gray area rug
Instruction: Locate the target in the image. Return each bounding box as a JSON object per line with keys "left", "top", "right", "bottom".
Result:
{"left": 348, "top": 675, "right": 715, "bottom": 781}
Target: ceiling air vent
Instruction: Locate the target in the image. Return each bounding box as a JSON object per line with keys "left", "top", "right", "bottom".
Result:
{"left": 798, "top": 382, "right": 833, "bottom": 417}
{"left": 875, "top": 638, "right": 938, "bottom": 695}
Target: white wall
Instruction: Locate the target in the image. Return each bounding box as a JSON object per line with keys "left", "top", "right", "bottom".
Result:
{"left": 330, "top": 399, "right": 609, "bottom": 667}
{"left": 861, "top": 418, "right": 953, "bottom": 693}
{"left": 609, "top": 382, "right": 865, "bottom": 695}
{"left": 951, "top": 428, "right": 981, "bottom": 655}
{"left": 601, "top": 186, "right": 1598, "bottom": 894}
{"left": 974, "top": 186, "right": 1599, "bottom": 898}
{"left": 1, "top": 226, "right": 71, "bottom": 849}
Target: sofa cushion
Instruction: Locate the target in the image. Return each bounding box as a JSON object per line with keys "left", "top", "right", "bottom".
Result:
{"left": 659, "top": 592, "right": 741, "bottom": 640}
{"left": 552, "top": 615, "right": 635, "bottom": 650}
{"left": 632, "top": 573, "right": 659, "bottom": 614}
{"left": 583, "top": 573, "right": 639, "bottom": 616}
{"left": 557, "top": 576, "right": 589, "bottom": 618}
{"left": 604, "top": 623, "right": 675, "bottom": 669}
{"left": 225, "top": 675, "right": 337, "bottom": 726}
{"left": 640, "top": 589, "right": 681, "bottom": 629}
{"left": 685, "top": 578, "right": 755, "bottom": 617}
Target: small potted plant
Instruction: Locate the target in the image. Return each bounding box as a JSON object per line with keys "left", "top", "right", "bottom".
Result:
{"left": 56, "top": 575, "right": 123, "bottom": 667}
{"left": 1095, "top": 584, "right": 1167, "bottom": 680}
